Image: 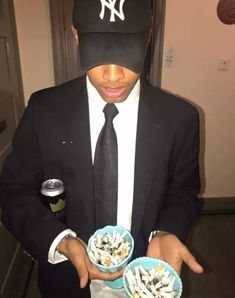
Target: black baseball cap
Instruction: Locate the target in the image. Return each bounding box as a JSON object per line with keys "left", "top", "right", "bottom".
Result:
{"left": 73, "top": 0, "right": 152, "bottom": 73}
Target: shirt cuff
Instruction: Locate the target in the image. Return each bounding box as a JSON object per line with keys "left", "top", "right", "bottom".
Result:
{"left": 148, "top": 230, "right": 169, "bottom": 242}
{"left": 48, "top": 229, "right": 77, "bottom": 264}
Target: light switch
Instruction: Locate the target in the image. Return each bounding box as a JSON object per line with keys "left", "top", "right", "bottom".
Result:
{"left": 165, "top": 46, "right": 174, "bottom": 67}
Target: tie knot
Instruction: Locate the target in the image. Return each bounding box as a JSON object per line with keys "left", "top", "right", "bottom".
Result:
{"left": 103, "top": 103, "right": 119, "bottom": 121}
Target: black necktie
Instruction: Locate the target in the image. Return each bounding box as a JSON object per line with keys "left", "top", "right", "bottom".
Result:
{"left": 94, "top": 103, "right": 119, "bottom": 229}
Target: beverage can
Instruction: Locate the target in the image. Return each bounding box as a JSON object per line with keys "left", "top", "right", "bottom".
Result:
{"left": 41, "top": 179, "right": 66, "bottom": 220}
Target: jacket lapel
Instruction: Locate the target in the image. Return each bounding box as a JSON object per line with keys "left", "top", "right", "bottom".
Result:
{"left": 131, "top": 83, "right": 166, "bottom": 240}
{"left": 61, "top": 77, "right": 95, "bottom": 236}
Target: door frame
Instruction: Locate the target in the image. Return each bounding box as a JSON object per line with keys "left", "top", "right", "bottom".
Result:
{"left": 49, "top": 0, "right": 82, "bottom": 85}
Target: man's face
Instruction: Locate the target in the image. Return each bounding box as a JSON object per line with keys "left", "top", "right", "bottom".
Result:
{"left": 87, "top": 64, "right": 140, "bottom": 103}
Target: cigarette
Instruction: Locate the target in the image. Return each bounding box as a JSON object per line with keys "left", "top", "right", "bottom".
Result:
{"left": 125, "top": 264, "right": 177, "bottom": 297}
{"left": 88, "top": 231, "right": 131, "bottom": 267}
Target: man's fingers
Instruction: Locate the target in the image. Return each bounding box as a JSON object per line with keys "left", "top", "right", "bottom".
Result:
{"left": 73, "top": 255, "right": 90, "bottom": 288}
{"left": 180, "top": 246, "right": 203, "bottom": 273}
{"left": 97, "top": 268, "right": 124, "bottom": 281}
{"left": 76, "top": 263, "right": 89, "bottom": 288}
{"left": 87, "top": 259, "right": 124, "bottom": 281}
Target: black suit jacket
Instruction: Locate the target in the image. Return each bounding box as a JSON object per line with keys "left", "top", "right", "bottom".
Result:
{"left": 0, "top": 76, "right": 200, "bottom": 296}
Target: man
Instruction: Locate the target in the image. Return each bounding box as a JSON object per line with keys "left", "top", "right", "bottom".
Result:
{"left": 0, "top": 0, "right": 203, "bottom": 297}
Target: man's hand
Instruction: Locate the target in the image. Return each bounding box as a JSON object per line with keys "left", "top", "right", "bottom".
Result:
{"left": 59, "top": 237, "right": 123, "bottom": 288}
{"left": 147, "top": 232, "right": 203, "bottom": 275}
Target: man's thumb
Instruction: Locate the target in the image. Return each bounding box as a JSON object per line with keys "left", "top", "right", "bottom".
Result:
{"left": 181, "top": 246, "right": 203, "bottom": 274}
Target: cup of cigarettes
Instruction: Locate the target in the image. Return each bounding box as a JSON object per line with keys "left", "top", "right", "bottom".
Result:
{"left": 87, "top": 225, "right": 134, "bottom": 288}
{"left": 123, "top": 257, "right": 183, "bottom": 298}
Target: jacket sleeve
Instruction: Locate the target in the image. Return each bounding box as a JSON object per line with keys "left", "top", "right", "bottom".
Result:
{"left": 154, "top": 108, "right": 200, "bottom": 242}
{"left": 0, "top": 95, "right": 67, "bottom": 263}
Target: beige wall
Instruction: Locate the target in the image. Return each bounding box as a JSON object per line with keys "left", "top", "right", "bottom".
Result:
{"left": 162, "top": 0, "right": 235, "bottom": 197}
{"left": 13, "top": 0, "right": 55, "bottom": 103}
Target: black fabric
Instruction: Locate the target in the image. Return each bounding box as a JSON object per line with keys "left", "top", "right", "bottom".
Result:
{"left": 94, "top": 103, "right": 119, "bottom": 228}
{"left": 72, "top": 0, "right": 152, "bottom": 72}
{"left": 38, "top": 261, "right": 90, "bottom": 298}
{"left": 79, "top": 31, "right": 149, "bottom": 73}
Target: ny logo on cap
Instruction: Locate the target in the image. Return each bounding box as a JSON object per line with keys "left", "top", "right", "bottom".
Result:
{"left": 99, "top": 0, "right": 126, "bottom": 22}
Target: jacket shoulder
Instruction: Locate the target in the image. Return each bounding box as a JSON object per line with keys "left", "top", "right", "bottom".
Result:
{"left": 28, "top": 76, "right": 86, "bottom": 105}
{"left": 143, "top": 83, "right": 199, "bottom": 118}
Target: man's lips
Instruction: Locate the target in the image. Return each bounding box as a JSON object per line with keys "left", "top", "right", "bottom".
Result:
{"left": 100, "top": 86, "right": 127, "bottom": 98}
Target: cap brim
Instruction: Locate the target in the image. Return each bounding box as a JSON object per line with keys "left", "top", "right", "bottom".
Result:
{"left": 79, "top": 32, "right": 149, "bottom": 73}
